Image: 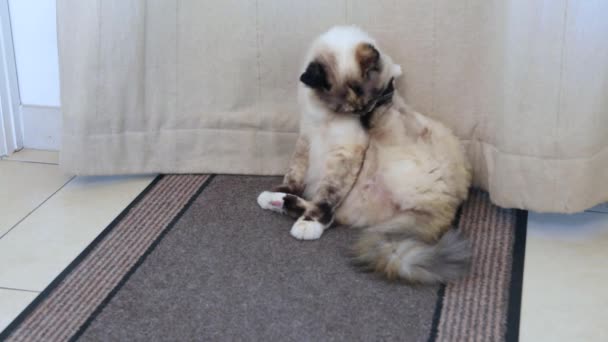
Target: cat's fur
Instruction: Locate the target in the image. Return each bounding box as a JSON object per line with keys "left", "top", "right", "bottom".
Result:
{"left": 257, "top": 26, "right": 472, "bottom": 283}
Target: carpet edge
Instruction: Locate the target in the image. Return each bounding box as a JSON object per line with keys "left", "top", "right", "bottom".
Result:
{"left": 427, "top": 284, "right": 446, "bottom": 342}
{"left": 427, "top": 205, "right": 464, "bottom": 342}
{"left": 0, "top": 174, "right": 165, "bottom": 341}
{"left": 429, "top": 192, "right": 525, "bottom": 342}
{"left": 69, "top": 174, "right": 215, "bottom": 341}
{"left": 505, "top": 210, "right": 528, "bottom": 342}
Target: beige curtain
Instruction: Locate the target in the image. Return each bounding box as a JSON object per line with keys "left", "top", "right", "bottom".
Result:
{"left": 57, "top": 0, "right": 608, "bottom": 213}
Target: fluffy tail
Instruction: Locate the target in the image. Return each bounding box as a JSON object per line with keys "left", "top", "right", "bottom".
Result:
{"left": 352, "top": 224, "right": 471, "bottom": 283}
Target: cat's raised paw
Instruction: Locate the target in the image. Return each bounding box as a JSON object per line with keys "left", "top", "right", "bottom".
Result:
{"left": 257, "top": 191, "right": 286, "bottom": 213}
{"left": 290, "top": 219, "right": 324, "bottom": 240}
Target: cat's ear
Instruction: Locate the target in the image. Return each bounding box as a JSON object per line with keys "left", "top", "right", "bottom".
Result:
{"left": 356, "top": 43, "right": 380, "bottom": 76}
{"left": 300, "top": 61, "right": 331, "bottom": 90}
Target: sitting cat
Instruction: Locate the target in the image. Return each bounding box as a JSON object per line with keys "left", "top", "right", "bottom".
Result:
{"left": 258, "top": 26, "right": 472, "bottom": 283}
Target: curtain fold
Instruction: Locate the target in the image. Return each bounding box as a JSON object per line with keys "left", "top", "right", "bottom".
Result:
{"left": 57, "top": 0, "right": 608, "bottom": 213}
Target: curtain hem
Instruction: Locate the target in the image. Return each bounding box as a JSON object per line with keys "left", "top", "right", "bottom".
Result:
{"left": 61, "top": 130, "right": 607, "bottom": 213}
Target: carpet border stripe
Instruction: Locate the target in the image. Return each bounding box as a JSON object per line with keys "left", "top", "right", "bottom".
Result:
{"left": 0, "top": 174, "right": 214, "bottom": 342}
{"left": 505, "top": 210, "right": 528, "bottom": 342}
{"left": 0, "top": 174, "right": 164, "bottom": 341}
{"left": 428, "top": 205, "right": 463, "bottom": 342}
{"left": 427, "top": 191, "right": 528, "bottom": 342}
{"left": 428, "top": 284, "right": 446, "bottom": 342}
{"left": 70, "top": 174, "right": 215, "bottom": 341}
{"left": 1, "top": 180, "right": 527, "bottom": 342}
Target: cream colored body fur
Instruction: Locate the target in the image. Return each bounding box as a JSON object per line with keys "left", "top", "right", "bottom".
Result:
{"left": 258, "top": 26, "right": 472, "bottom": 283}
{"left": 302, "top": 93, "right": 471, "bottom": 239}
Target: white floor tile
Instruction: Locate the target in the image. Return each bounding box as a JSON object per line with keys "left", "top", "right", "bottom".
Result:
{"left": 0, "top": 289, "right": 38, "bottom": 332}
{"left": 520, "top": 211, "right": 608, "bottom": 342}
{"left": 0, "top": 175, "right": 155, "bottom": 291}
{"left": 3, "top": 149, "right": 59, "bottom": 164}
{"left": 0, "top": 161, "right": 73, "bottom": 237}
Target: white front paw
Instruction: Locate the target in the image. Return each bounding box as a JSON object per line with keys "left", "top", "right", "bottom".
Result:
{"left": 257, "top": 191, "right": 287, "bottom": 213}
{"left": 290, "top": 219, "right": 324, "bottom": 240}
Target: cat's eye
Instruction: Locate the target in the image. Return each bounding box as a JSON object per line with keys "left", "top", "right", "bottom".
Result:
{"left": 350, "top": 85, "right": 363, "bottom": 96}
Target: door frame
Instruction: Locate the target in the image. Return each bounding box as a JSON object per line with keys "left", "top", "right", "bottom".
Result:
{"left": 0, "top": 0, "right": 21, "bottom": 157}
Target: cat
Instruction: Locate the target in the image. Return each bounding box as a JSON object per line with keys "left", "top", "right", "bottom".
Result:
{"left": 257, "top": 26, "right": 472, "bottom": 283}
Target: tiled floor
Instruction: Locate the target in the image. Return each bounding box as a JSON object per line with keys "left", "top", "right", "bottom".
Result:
{"left": 0, "top": 150, "right": 155, "bottom": 331}
{"left": 520, "top": 210, "right": 608, "bottom": 342}
{"left": 0, "top": 289, "right": 37, "bottom": 332}
{"left": 0, "top": 149, "right": 607, "bottom": 340}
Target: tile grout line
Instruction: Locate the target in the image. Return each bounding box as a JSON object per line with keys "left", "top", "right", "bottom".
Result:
{"left": 0, "top": 159, "right": 59, "bottom": 166}
{"left": 0, "top": 175, "right": 77, "bottom": 241}
{"left": 0, "top": 287, "right": 40, "bottom": 294}
{"left": 585, "top": 209, "right": 608, "bottom": 215}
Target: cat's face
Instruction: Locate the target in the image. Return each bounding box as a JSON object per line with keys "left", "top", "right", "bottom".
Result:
{"left": 299, "top": 28, "right": 401, "bottom": 115}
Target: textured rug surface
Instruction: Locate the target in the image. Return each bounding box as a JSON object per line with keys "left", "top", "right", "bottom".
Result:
{"left": 0, "top": 175, "right": 526, "bottom": 342}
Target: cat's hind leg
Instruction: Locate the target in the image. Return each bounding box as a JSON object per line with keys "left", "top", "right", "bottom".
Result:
{"left": 257, "top": 135, "right": 309, "bottom": 213}
{"left": 273, "top": 135, "right": 310, "bottom": 196}
{"left": 257, "top": 191, "right": 326, "bottom": 240}
{"left": 257, "top": 191, "right": 289, "bottom": 214}
{"left": 288, "top": 143, "right": 367, "bottom": 240}
{"left": 290, "top": 217, "right": 325, "bottom": 240}
{"left": 257, "top": 192, "right": 311, "bottom": 218}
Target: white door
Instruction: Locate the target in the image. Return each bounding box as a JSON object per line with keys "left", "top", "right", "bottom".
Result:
{"left": 0, "top": 0, "right": 61, "bottom": 156}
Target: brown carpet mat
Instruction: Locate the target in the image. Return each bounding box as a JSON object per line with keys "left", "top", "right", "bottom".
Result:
{"left": 0, "top": 175, "right": 526, "bottom": 342}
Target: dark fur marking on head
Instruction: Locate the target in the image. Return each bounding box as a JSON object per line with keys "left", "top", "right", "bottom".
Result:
{"left": 356, "top": 43, "right": 380, "bottom": 77}
{"left": 300, "top": 61, "right": 331, "bottom": 90}
{"left": 348, "top": 82, "right": 364, "bottom": 96}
